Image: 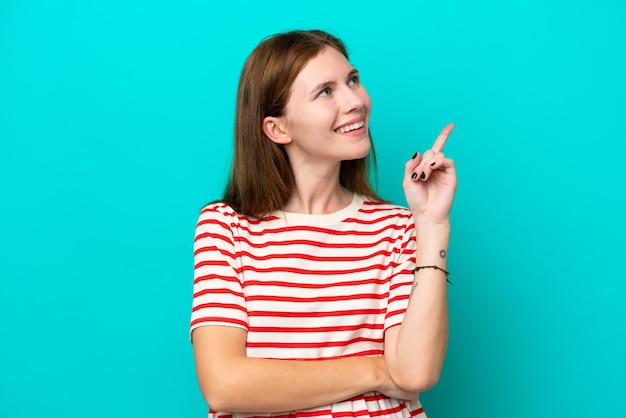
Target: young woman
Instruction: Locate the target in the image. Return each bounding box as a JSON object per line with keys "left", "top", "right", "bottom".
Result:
{"left": 190, "top": 29, "right": 456, "bottom": 418}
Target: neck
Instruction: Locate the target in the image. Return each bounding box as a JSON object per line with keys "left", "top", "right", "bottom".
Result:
{"left": 282, "top": 162, "right": 353, "bottom": 215}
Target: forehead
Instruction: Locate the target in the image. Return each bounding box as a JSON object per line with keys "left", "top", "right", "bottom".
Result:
{"left": 291, "top": 47, "right": 353, "bottom": 90}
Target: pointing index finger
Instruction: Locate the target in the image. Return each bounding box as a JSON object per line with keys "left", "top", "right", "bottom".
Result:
{"left": 432, "top": 123, "right": 455, "bottom": 153}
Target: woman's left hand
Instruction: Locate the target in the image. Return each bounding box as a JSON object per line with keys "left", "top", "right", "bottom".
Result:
{"left": 402, "top": 123, "right": 457, "bottom": 225}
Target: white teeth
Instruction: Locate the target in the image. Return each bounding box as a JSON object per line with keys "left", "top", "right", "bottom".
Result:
{"left": 336, "top": 120, "right": 365, "bottom": 133}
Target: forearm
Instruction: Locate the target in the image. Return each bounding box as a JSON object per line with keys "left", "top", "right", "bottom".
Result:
{"left": 193, "top": 326, "right": 393, "bottom": 413}
{"left": 204, "top": 355, "right": 385, "bottom": 412}
{"left": 386, "top": 222, "right": 450, "bottom": 392}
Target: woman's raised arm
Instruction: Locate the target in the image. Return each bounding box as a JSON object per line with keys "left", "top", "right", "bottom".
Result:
{"left": 384, "top": 124, "right": 457, "bottom": 392}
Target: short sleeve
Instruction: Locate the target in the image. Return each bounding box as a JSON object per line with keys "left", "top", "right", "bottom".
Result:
{"left": 384, "top": 212, "right": 417, "bottom": 331}
{"left": 190, "top": 203, "right": 248, "bottom": 340}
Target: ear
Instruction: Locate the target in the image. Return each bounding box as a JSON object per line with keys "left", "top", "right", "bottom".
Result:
{"left": 262, "top": 116, "right": 292, "bottom": 145}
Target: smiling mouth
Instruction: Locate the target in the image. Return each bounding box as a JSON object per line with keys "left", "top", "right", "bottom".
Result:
{"left": 335, "top": 120, "right": 365, "bottom": 134}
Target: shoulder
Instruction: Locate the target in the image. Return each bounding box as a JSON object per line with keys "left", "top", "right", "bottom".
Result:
{"left": 196, "top": 201, "right": 280, "bottom": 234}
{"left": 194, "top": 202, "right": 247, "bottom": 243}
{"left": 196, "top": 202, "right": 239, "bottom": 228}
{"left": 343, "top": 196, "right": 415, "bottom": 239}
{"left": 358, "top": 197, "right": 415, "bottom": 223}
{"left": 198, "top": 201, "right": 239, "bottom": 221}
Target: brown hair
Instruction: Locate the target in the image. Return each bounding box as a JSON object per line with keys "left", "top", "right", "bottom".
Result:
{"left": 221, "top": 29, "right": 382, "bottom": 217}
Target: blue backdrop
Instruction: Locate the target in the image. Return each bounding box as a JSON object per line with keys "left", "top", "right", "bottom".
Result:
{"left": 2, "top": 1, "right": 625, "bottom": 417}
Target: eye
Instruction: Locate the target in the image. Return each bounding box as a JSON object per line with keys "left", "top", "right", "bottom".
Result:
{"left": 318, "top": 87, "right": 331, "bottom": 97}
{"left": 347, "top": 74, "right": 360, "bottom": 87}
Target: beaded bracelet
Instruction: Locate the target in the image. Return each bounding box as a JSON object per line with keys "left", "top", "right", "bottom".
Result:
{"left": 414, "top": 265, "right": 453, "bottom": 284}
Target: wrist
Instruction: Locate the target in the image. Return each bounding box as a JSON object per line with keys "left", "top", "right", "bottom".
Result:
{"left": 414, "top": 223, "right": 450, "bottom": 266}
{"left": 371, "top": 356, "right": 388, "bottom": 393}
{"left": 413, "top": 218, "right": 450, "bottom": 234}
{"left": 415, "top": 222, "right": 450, "bottom": 246}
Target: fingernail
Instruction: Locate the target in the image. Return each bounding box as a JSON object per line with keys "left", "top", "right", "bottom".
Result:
{"left": 411, "top": 172, "right": 417, "bottom": 179}
{"left": 412, "top": 152, "right": 418, "bottom": 159}
{"left": 430, "top": 162, "right": 436, "bottom": 166}
{"left": 420, "top": 172, "right": 426, "bottom": 180}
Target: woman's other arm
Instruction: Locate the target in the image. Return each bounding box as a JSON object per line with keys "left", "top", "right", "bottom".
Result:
{"left": 193, "top": 326, "right": 415, "bottom": 412}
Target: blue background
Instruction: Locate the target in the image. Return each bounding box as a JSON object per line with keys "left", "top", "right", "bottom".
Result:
{"left": 2, "top": 1, "right": 625, "bottom": 417}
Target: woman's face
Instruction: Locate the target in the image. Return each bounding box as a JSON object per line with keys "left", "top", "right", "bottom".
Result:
{"left": 278, "top": 47, "right": 372, "bottom": 168}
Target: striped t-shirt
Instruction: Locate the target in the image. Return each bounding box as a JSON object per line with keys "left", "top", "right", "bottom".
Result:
{"left": 191, "top": 194, "right": 426, "bottom": 418}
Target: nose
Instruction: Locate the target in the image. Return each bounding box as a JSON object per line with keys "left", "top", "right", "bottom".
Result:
{"left": 338, "top": 85, "right": 367, "bottom": 114}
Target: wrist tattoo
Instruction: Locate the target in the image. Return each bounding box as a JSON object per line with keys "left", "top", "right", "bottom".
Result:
{"left": 439, "top": 249, "right": 447, "bottom": 259}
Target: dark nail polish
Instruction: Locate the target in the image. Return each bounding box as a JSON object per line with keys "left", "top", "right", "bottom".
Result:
{"left": 420, "top": 172, "right": 426, "bottom": 180}
{"left": 411, "top": 172, "right": 417, "bottom": 179}
{"left": 412, "top": 152, "right": 418, "bottom": 159}
{"left": 430, "top": 162, "right": 436, "bottom": 166}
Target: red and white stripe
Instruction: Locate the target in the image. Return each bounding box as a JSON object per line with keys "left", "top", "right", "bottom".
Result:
{"left": 191, "top": 195, "right": 426, "bottom": 418}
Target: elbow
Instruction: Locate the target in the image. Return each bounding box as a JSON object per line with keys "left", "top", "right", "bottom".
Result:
{"left": 389, "top": 364, "right": 442, "bottom": 393}
{"left": 198, "top": 373, "right": 242, "bottom": 412}
{"left": 204, "top": 393, "right": 230, "bottom": 413}
{"left": 395, "top": 373, "right": 440, "bottom": 393}
{"left": 199, "top": 384, "right": 226, "bottom": 412}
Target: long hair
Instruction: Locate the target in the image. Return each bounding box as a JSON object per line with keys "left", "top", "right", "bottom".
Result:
{"left": 221, "top": 29, "right": 382, "bottom": 217}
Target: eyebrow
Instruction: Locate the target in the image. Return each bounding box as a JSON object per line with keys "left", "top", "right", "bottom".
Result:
{"left": 309, "top": 68, "right": 359, "bottom": 97}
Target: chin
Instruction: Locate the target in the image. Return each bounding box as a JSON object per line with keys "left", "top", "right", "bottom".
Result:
{"left": 357, "top": 141, "right": 372, "bottom": 159}
{"left": 346, "top": 144, "right": 371, "bottom": 161}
